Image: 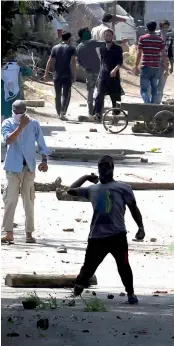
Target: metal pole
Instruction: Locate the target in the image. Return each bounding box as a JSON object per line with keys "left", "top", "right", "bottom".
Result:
{"left": 112, "top": 0, "right": 117, "bottom": 31}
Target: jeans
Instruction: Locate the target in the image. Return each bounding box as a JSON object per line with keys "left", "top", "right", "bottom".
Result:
{"left": 86, "top": 71, "right": 98, "bottom": 115}
{"left": 147, "top": 66, "right": 167, "bottom": 104}
{"left": 76, "top": 232, "right": 134, "bottom": 294}
{"left": 156, "top": 66, "right": 167, "bottom": 104}
{"left": 54, "top": 78, "right": 72, "bottom": 115}
{"left": 140, "top": 67, "right": 160, "bottom": 104}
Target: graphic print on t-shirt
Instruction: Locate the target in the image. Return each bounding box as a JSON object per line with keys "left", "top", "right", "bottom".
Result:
{"left": 95, "top": 190, "right": 112, "bottom": 214}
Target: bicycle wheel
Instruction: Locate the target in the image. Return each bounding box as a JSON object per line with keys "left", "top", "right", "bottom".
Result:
{"left": 103, "top": 107, "right": 128, "bottom": 134}
{"left": 145, "top": 110, "right": 174, "bottom": 135}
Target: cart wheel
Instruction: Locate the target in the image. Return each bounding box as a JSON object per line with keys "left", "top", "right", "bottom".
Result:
{"left": 145, "top": 110, "right": 174, "bottom": 135}
{"left": 103, "top": 107, "right": 128, "bottom": 134}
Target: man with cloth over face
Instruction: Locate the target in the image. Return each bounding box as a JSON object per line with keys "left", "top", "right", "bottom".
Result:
{"left": 67, "top": 155, "right": 145, "bottom": 304}
{"left": 1, "top": 100, "right": 49, "bottom": 244}
{"left": 94, "top": 29, "right": 123, "bottom": 121}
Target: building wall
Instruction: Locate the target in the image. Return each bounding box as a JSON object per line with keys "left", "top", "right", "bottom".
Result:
{"left": 144, "top": 1, "right": 174, "bottom": 29}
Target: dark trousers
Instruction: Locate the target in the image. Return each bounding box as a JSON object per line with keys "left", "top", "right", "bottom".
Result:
{"left": 94, "top": 92, "right": 119, "bottom": 116}
{"left": 54, "top": 78, "right": 71, "bottom": 115}
{"left": 76, "top": 232, "right": 134, "bottom": 294}
{"left": 94, "top": 77, "right": 121, "bottom": 117}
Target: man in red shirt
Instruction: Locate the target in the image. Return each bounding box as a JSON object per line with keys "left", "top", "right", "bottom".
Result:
{"left": 134, "top": 21, "right": 168, "bottom": 103}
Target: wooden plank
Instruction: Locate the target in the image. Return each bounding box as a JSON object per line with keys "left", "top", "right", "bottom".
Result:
{"left": 5, "top": 274, "right": 97, "bottom": 288}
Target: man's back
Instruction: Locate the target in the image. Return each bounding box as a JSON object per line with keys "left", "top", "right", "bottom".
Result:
{"left": 51, "top": 43, "right": 76, "bottom": 79}
{"left": 92, "top": 24, "right": 107, "bottom": 41}
{"left": 77, "top": 40, "right": 104, "bottom": 73}
{"left": 138, "top": 33, "right": 164, "bottom": 68}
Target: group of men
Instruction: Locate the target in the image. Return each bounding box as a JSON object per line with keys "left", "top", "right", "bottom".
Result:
{"left": 44, "top": 13, "right": 128, "bottom": 121}
{"left": 44, "top": 15, "right": 173, "bottom": 121}
{"left": 1, "top": 14, "right": 172, "bottom": 303}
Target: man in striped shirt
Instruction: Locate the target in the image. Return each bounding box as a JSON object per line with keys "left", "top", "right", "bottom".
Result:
{"left": 134, "top": 21, "right": 168, "bottom": 103}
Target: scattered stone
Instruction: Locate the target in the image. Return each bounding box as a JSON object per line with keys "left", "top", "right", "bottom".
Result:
{"left": 83, "top": 220, "right": 88, "bottom": 223}
{"left": 75, "top": 218, "right": 82, "bottom": 222}
{"left": 57, "top": 245, "right": 67, "bottom": 253}
{"left": 85, "top": 136, "right": 89, "bottom": 139}
{"left": 107, "top": 294, "right": 114, "bottom": 299}
{"left": 153, "top": 294, "right": 159, "bottom": 297}
{"left": 7, "top": 317, "right": 13, "bottom": 323}
{"left": 7, "top": 333, "right": 19, "bottom": 337}
{"left": 89, "top": 128, "right": 97, "bottom": 132}
{"left": 119, "top": 292, "right": 126, "bottom": 297}
{"left": 82, "top": 330, "right": 89, "bottom": 333}
{"left": 63, "top": 228, "right": 74, "bottom": 232}
{"left": 26, "top": 334, "right": 31, "bottom": 338}
{"left": 33, "top": 271, "right": 37, "bottom": 275}
{"left": 15, "top": 257, "right": 22, "bottom": 259}
{"left": 150, "top": 238, "right": 157, "bottom": 242}
{"left": 85, "top": 290, "right": 90, "bottom": 294}
{"left": 153, "top": 290, "right": 168, "bottom": 294}
{"left": 117, "top": 316, "right": 122, "bottom": 320}
{"left": 22, "top": 300, "right": 37, "bottom": 310}
{"left": 122, "top": 332, "right": 125, "bottom": 335}
{"left": 134, "top": 335, "right": 138, "bottom": 338}
{"left": 61, "top": 260, "right": 70, "bottom": 264}
{"left": 141, "top": 158, "right": 148, "bottom": 163}
{"left": 92, "top": 291, "right": 96, "bottom": 296}
{"left": 37, "top": 319, "right": 49, "bottom": 330}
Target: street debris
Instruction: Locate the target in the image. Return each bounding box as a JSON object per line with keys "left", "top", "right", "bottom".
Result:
{"left": 89, "top": 128, "right": 97, "bottom": 132}
{"left": 107, "top": 294, "right": 114, "bottom": 299}
{"left": 119, "top": 292, "right": 126, "bottom": 297}
{"left": 150, "top": 238, "right": 157, "bottom": 242}
{"left": 63, "top": 228, "right": 74, "bottom": 232}
{"left": 7, "top": 333, "right": 19, "bottom": 337}
{"left": 84, "top": 298, "right": 107, "bottom": 312}
{"left": 37, "top": 318, "right": 49, "bottom": 330}
{"left": 57, "top": 245, "right": 67, "bottom": 253}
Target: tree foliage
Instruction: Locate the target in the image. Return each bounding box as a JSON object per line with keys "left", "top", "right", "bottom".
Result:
{"left": 1, "top": 1, "right": 68, "bottom": 59}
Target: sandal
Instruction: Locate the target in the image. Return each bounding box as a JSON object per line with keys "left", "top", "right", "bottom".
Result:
{"left": 1, "top": 236, "right": 14, "bottom": 244}
{"left": 26, "top": 237, "right": 36, "bottom": 244}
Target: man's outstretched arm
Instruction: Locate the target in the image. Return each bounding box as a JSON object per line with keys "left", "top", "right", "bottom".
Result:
{"left": 67, "top": 174, "right": 98, "bottom": 196}
{"left": 127, "top": 200, "right": 145, "bottom": 240}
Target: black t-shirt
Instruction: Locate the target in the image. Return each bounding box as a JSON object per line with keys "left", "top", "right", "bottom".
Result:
{"left": 99, "top": 43, "right": 123, "bottom": 80}
{"left": 51, "top": 43, "right": 77, "bottom": 80}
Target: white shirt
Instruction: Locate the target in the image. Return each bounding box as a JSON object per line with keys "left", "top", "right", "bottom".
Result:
{"left": 91, "top": 23, "right": 111, "bottom": 41}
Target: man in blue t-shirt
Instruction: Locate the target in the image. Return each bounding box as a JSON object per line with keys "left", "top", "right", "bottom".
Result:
{"left": 67, "top": 155, "right": 145, "bottom": 304}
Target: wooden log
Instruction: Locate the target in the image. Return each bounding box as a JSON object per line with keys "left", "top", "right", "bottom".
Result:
{"left": 25, "top": 100, "right": 45, "bottom": 107}
{"left": 5, "top": 274, "right": 97, "bottom": 288}
{"left": 2, "top": 179, "right": 174, "bottom": 195}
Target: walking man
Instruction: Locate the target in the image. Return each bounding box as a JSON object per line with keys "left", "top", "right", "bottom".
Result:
{"left": 94, "top": 29, "right": 123, "bottom": 121}
{"left": 91, "top": 13, "right": 126, "bottom": 41}
{"left": 134, "top": 21, "right": 168, "bottom": 103}
{"left": 1, "top": 100, "right": 49, "bottom": 244}
{"left": 156, "top": 20, "right": 174, "bottom": 103}
{"left": 77, "top": 27, "right": 105, "bottom": 115}
{"left": 44, "top": 32, "right": 77, "bottom": 120}
{"left": 67, "top": 155, "right": 145, "bottom": 303}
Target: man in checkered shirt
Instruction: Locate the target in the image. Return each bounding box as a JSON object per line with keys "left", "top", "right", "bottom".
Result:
{"left": 156, "top": 20, "right": 174, "bottom": 103}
